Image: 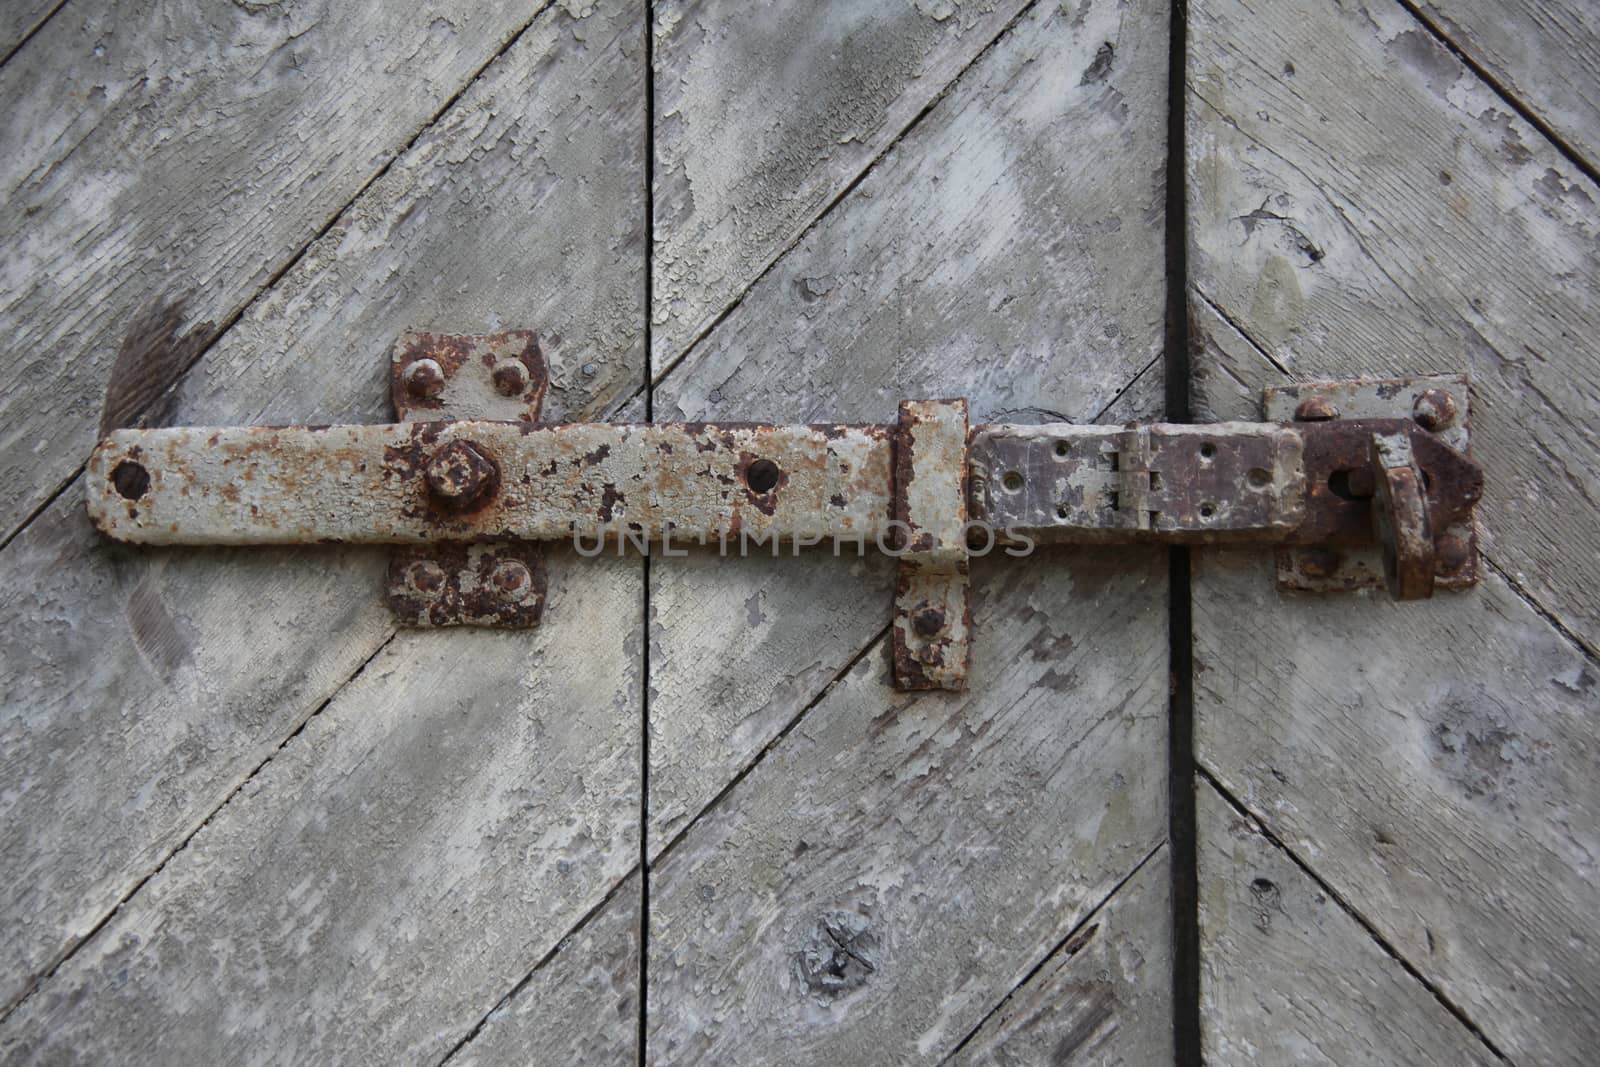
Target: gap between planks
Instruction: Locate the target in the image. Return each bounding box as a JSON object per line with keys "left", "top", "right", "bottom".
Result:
{"left": 1198, "top": 767, "right": 1510, "bottom": 1063}
{"left": 1390, "top": 0, "right": 1600, "bottom": 188}
{"left": 0, "top": 0, "right": 562, "bottom": 557}
{"left": 0, "top": 630, "right": 399, "bottom": 1030}
{"left": 937, "top": 840, "right": 1169, "bottom": 1065}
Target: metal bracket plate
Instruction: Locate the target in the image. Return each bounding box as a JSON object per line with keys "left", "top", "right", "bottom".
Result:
{"left": 386, "top": 330, "right": 550, "bottom": 627}
{"left": 1264, "top": 375, "right": 1477, "bottom": 592}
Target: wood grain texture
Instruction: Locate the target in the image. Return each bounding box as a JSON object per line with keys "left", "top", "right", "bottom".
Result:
{"left": 648, "top": 0, "right": 1169, "bottom": 864}
{"left": 1188, "top": 0, "right": 1600, "bottom": 653}
{"left": 447, "top": 877, "right": 640, "bottom": 1067}
{"left": 947, "top": 846, "right": 1172, "bottom": 1067}
{"left": 0, "top": 0, "right": 58, "bottom": 61}
{"left": 1197, "top": 783, "right": 1498, "bottom": 1066}
{"left": 647, "top": 548, "right": 1169, "bottom": 1065}
{"left": 650, "top": 0, "right": 1029, "bottom": 367}
{"left": 0, "top": 0, "right": 546, "bottom": 538}
{"left": 1191, "top": 299, "right": 1600, "bottom": 1063}
{"left": 0, "top": 0, "right": 645, "bottom": 1045}
{"left": 1417, "top": 0, "right": 1600, "bottom": 169}
{"left": 0, "top": 553, "right": 641, "bottom": 1064}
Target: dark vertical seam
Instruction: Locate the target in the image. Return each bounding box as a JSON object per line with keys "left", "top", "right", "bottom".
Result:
{"left": 639, "top": 1, "right": 654, "bottom": 1063}
{"left": 1164, "top": 1, "right": 1200, "bottom": 1064}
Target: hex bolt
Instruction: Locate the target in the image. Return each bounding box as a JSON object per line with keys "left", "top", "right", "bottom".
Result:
{"left": 911, "top": 605, "right": 946, "bottom": 638}
{"left": 404, "top": 358, "right": 446, "bottom": 399}
{"left": 424, "top": 440, "right": 500, "bottom": 511}
{"left": 492, "top": 361, "right": 529, "bottom": 397}
{"left": 1412, "top": 389, "right": 1457, "bottom": 432}
{"left": 490, "top": 560, "right": 534, "bottom": 599}
{"left": 1293, "top": 396, "right": 1339, "bottom": 421}
{"left": 407, "top": 559, "right": 446, "bottom": 595}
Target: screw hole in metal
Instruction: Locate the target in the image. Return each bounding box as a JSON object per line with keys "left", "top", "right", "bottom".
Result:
{"left": 111, "top": 461, "right": 150, "bottom": 500}
{"left": 1056, "top": 504, "right": 1068, "bottom": 519}
{"left": 1054, "top": 440, "right": 1070, "bottom": 457}
{"left": 746, "top": 459, "right": 781, "bottom": 493}
{"left": 1200, "top": 502, "right": 1216, "bottom": 518}
{"left": 1002, "top": 470, "right": 1024, "bottom": 493}
{"left": 1247, "top": 467, "right": 1271, "bottom": 489}
{"left": 1199, "top": 442, "right": 1216, "bottom": 460}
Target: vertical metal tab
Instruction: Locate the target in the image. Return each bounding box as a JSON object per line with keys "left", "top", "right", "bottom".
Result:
{"left": 386, "top": 330, "right": 550, "bottom": 628}
{"left": 891, "top": 399, "right": 971, "bottom": 691}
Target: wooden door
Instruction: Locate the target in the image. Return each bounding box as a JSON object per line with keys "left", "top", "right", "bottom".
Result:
{"left": 1187, "top": 0, "right": 1600, "bottom": 1062}
{"left": 1, "top": 0, "right": 1172, "bottom": 1062}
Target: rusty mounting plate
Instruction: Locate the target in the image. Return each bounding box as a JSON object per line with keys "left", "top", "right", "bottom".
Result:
{"left": 1264, "top": 375, "right": 1478, "bottom": 592}
{"left": 387, "top": 330, "right": 551, "bottom": 628}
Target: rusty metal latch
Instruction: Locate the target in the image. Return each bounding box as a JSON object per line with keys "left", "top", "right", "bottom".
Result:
{"left": 87, "top": 332, "right": 1484, "bottom": 691}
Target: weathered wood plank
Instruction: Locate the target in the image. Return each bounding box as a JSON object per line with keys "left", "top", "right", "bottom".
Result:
{"left": 1197, "top": 783, "right": 1498, "bottom": 1066}
{"left": 650, "top": 0, "right": 1030, "bottom": 367}
{"left": 447, "top": 878, "right": 640, "bottom": 1067}
{"left": 649, "top": 0, "right": 1170, "bottom": 857}
{"left": 0, "top": 0, "right": 58, "bottom": 61}
{"left": 1416, "top": 0, "right": 1600, "bottom": 169}
{"left": 1191, "top": 297, "right": 1600, "bottom": 1063}
{"left": 0, "top": 0, "right": 644, "bottom": 1034}
{"left": 947, "top": 846, "right": 1172, "bottom": 1066}
{"left": 647, "top": 548, "right": 1169, "bottom": 1064}
{"left": 0, "top": 0, "right": 548, "bottom": 538}
{"left": 0, "top": 552, "right": 641, "bottom": 1063}
{"left": 1188, "top": 0, "right": 1600, "bottom": 651}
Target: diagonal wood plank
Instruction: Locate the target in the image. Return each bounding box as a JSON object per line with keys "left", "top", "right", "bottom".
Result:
{"left": 647, "top": 548, "right": 1169, "bottom": 1064}
{"left": 446, "top": 872, "right": 641, "bottom": 1067}
{"left": 0, "top": 0, "right": 60, "bottom": 62}
{"left": 945, "top": 845, "right": 1172, "bottom": 1066}
{"left": 1414, "top": 0, "right": 1600, "bottom": 172}
{"left": 1198, "top": 782, "right": 1499, "bottom": 1066}
{"left": 650, "top": 0, "right": 1033, "bottom": 369}
{"left": 1190, "top": 297, "right": 1600, "bottom": 1064}
{"left": 0, "top": 0, "right": 553, "bottom": 540}
{"left": 1188, "top": 0, "right": 1600, "bottom": 653}
{"left": 0, "top": 553, "right": 641, "bottom": 1063}
{"left": 649, "top": 0, "right": 1170, "bottom": 863}
{"left": 0, "top": 0, "right": 645, "bottom": 1035}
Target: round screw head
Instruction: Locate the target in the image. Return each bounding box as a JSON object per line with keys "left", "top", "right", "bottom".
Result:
{"left": 911, "top": 605, "right": 946, "bottom": 638}
{"left": 406, "top": 559, "right": 446, "bottom": 595}
{"left": 1412, "top": 389, "right": 1457, "bottom": 432}
{"left": 424, "top": 440, "right": 500, "bottom": 510}
{"left": 1293, "top": 395, "right": 1339, "bottom": 421}
{"left": 491, "top": 361, "right": 529, "bottom": 397}
{"left": 490, "top": 560, "right": 534, "bottom": 599}
{"left": 403, "top": 358, "right": 446, "bottom": 399}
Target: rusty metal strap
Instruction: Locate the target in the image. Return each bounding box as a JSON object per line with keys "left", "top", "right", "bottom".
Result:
{"left": 89, "top": 422, "right": 894, "bottom": 546}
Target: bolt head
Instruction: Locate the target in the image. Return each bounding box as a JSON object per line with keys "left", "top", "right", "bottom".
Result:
{"left": 424, "top": 440, "right": 500, "bottom": 510}
{"left": 911, "top": 605, "right": 946, "bottom": 638}
{"left": 406, "top": 559, "right": 446, "bottom": 595}
{"left": 1293, "top": 396, "right": 1339, "bottom": 422}
{"left": 492, "top": 361, "right": 529, "bottom": 397}
{"left": 403, "top": 358, "right": 446, "bottom": 399}
{"left": 490, "top": 560, "right": 534, "bottom": 599}
{"left": 1412, "top": 389, "right": 1457, "bottom": 432}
